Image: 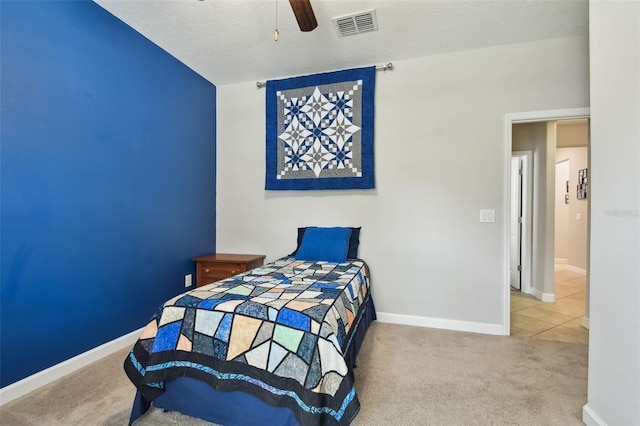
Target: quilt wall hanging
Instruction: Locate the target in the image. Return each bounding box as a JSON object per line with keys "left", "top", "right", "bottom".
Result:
{"left": 265, "top": 66, "right": 375, "bottom": 190}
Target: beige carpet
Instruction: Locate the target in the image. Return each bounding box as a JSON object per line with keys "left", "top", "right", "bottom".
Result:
{"left": 0, "top": 322, "right": 588, "bottom": 425}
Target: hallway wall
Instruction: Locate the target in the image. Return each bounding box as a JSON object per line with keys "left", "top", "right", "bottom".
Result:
{"left": 556, "top": 147, "right": 589, "bottom": 272}
{"left": 512, "top": 122, "right": 555, "bottom": 299}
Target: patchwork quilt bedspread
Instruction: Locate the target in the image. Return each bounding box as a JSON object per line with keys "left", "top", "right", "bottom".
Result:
{"left": 125, "top": 257, "right": 373, "bottom": 426}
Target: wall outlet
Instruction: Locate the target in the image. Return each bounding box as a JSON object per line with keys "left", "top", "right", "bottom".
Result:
{"left": 185, "top": 274, "right": 192, "bottom": 287}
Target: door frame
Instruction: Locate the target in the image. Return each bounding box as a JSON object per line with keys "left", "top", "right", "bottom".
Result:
{"left": 503, "top": 107, "right": 590, "bottom": 335}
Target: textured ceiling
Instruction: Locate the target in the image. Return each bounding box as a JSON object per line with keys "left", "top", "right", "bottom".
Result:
{"left": 94, "top": 0, "right": 589, "bottom": 86}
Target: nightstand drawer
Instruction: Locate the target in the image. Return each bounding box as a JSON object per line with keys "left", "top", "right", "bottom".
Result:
{"left": 192, "top": 253, "right": 266, "bottom": 287}
{"left": 201, "top": 262, "right": 244, "bottom": 280}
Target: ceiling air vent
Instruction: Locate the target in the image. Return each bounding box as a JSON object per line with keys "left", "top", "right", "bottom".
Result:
{"left": 333, "top": 10, "right": 378, "bottom": 37}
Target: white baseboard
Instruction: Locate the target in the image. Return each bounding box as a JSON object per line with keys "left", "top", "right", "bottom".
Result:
{"left": 376, "top": 312, "right": 506, "bottom": 336}
{"left": 531, "top": 287, "right": 555, "bottom": 302}
{"left": 0, "top": 327, "right": 143, "bottom": 406}
{"left": 554, "top": 261, "right": 587, "bottom": 276}
{"left": 583, "top": 404, "right": 607, "bottom": 426}
{"left": 582, "top": 316, "right": 590, "bottom": 329}
{"left": 567, "top": 265, "right": 587, "bottom": 275}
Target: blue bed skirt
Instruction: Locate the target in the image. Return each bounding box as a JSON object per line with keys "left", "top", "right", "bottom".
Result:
{"left": 129, "top": 294, "right": 376, "bottom": 425}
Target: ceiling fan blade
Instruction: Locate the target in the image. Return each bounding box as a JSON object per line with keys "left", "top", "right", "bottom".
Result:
{"left": 289, "top": 0, "right": 318, "bottom": 32}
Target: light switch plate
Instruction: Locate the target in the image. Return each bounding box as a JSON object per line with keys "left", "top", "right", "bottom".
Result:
{"left": 480, "top": 209, "right": 496, "bottom": 223}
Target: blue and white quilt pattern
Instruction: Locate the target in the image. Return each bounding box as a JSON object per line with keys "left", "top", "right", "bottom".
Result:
{"left": 124, "top": 258, "right": 375, "bottom": 425}
{"left": 266, "top": 67, "right": 375, "bottom": 190}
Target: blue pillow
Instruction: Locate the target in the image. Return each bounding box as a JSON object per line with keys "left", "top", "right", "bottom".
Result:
{"left": 290, "top": 227, "right": 361, "bottom": 259}
{"left": 294, "top": 227, "right": 352, "bottom": 263}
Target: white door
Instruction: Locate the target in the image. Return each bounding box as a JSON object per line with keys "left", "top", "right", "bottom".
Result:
{"left": 555, "top": 160, "right": 570, "bottom": 266}
{"left": 510, "top": 156, "right": 523, "bottom": 289}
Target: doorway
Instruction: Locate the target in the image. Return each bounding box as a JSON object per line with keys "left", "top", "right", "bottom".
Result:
{"left": 503, "top": 108, "right": 590, "bottom": 335}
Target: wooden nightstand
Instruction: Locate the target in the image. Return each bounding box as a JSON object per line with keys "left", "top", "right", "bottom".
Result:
{"left": 192, "top": 253, "right": 266, "bottom": 287}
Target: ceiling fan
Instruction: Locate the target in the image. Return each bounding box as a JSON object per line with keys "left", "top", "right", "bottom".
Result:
{"left": 289, "top": 0, "right": 318, "bottom": 32}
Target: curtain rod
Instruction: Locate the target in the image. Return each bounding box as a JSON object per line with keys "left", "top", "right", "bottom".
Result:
{"left": 255, "top": 62, "right": 393, "bottom": 88}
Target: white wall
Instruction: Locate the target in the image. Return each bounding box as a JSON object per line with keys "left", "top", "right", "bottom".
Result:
{"left": 556, "top": 146, "right": 589, "bottom": 272}
{"left": 216, "top": 36, "right": 589, "bottom": 334}
{"left": 584, "top": 1, "right": 640, "bottom": 425}
{"left": 512, "top": 122, "right": 556, "bottom": 298}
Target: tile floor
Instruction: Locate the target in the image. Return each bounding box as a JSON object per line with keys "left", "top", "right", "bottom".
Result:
{"left": 510, "top": 266, "right": 589, "bottom": 344}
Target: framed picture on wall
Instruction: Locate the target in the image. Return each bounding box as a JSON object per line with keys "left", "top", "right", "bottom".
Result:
{"left": 577, "top": 168, "right": 588, "bottom": 200}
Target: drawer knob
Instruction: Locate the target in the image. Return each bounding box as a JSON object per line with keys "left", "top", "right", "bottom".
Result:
{"left": 204, "top": 268, "right": 210, "bottom": 273}
{"left": 231, "top": 270, "right": 236, "bottom": 274}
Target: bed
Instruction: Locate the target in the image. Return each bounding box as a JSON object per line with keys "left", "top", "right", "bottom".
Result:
{"left": 124, "top": 227, "right": 376, "bottom": 426}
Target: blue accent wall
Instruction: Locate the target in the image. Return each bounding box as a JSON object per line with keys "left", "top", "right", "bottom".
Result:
{"left": 0, "top": 1, "right": 216, "bottom": 387}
